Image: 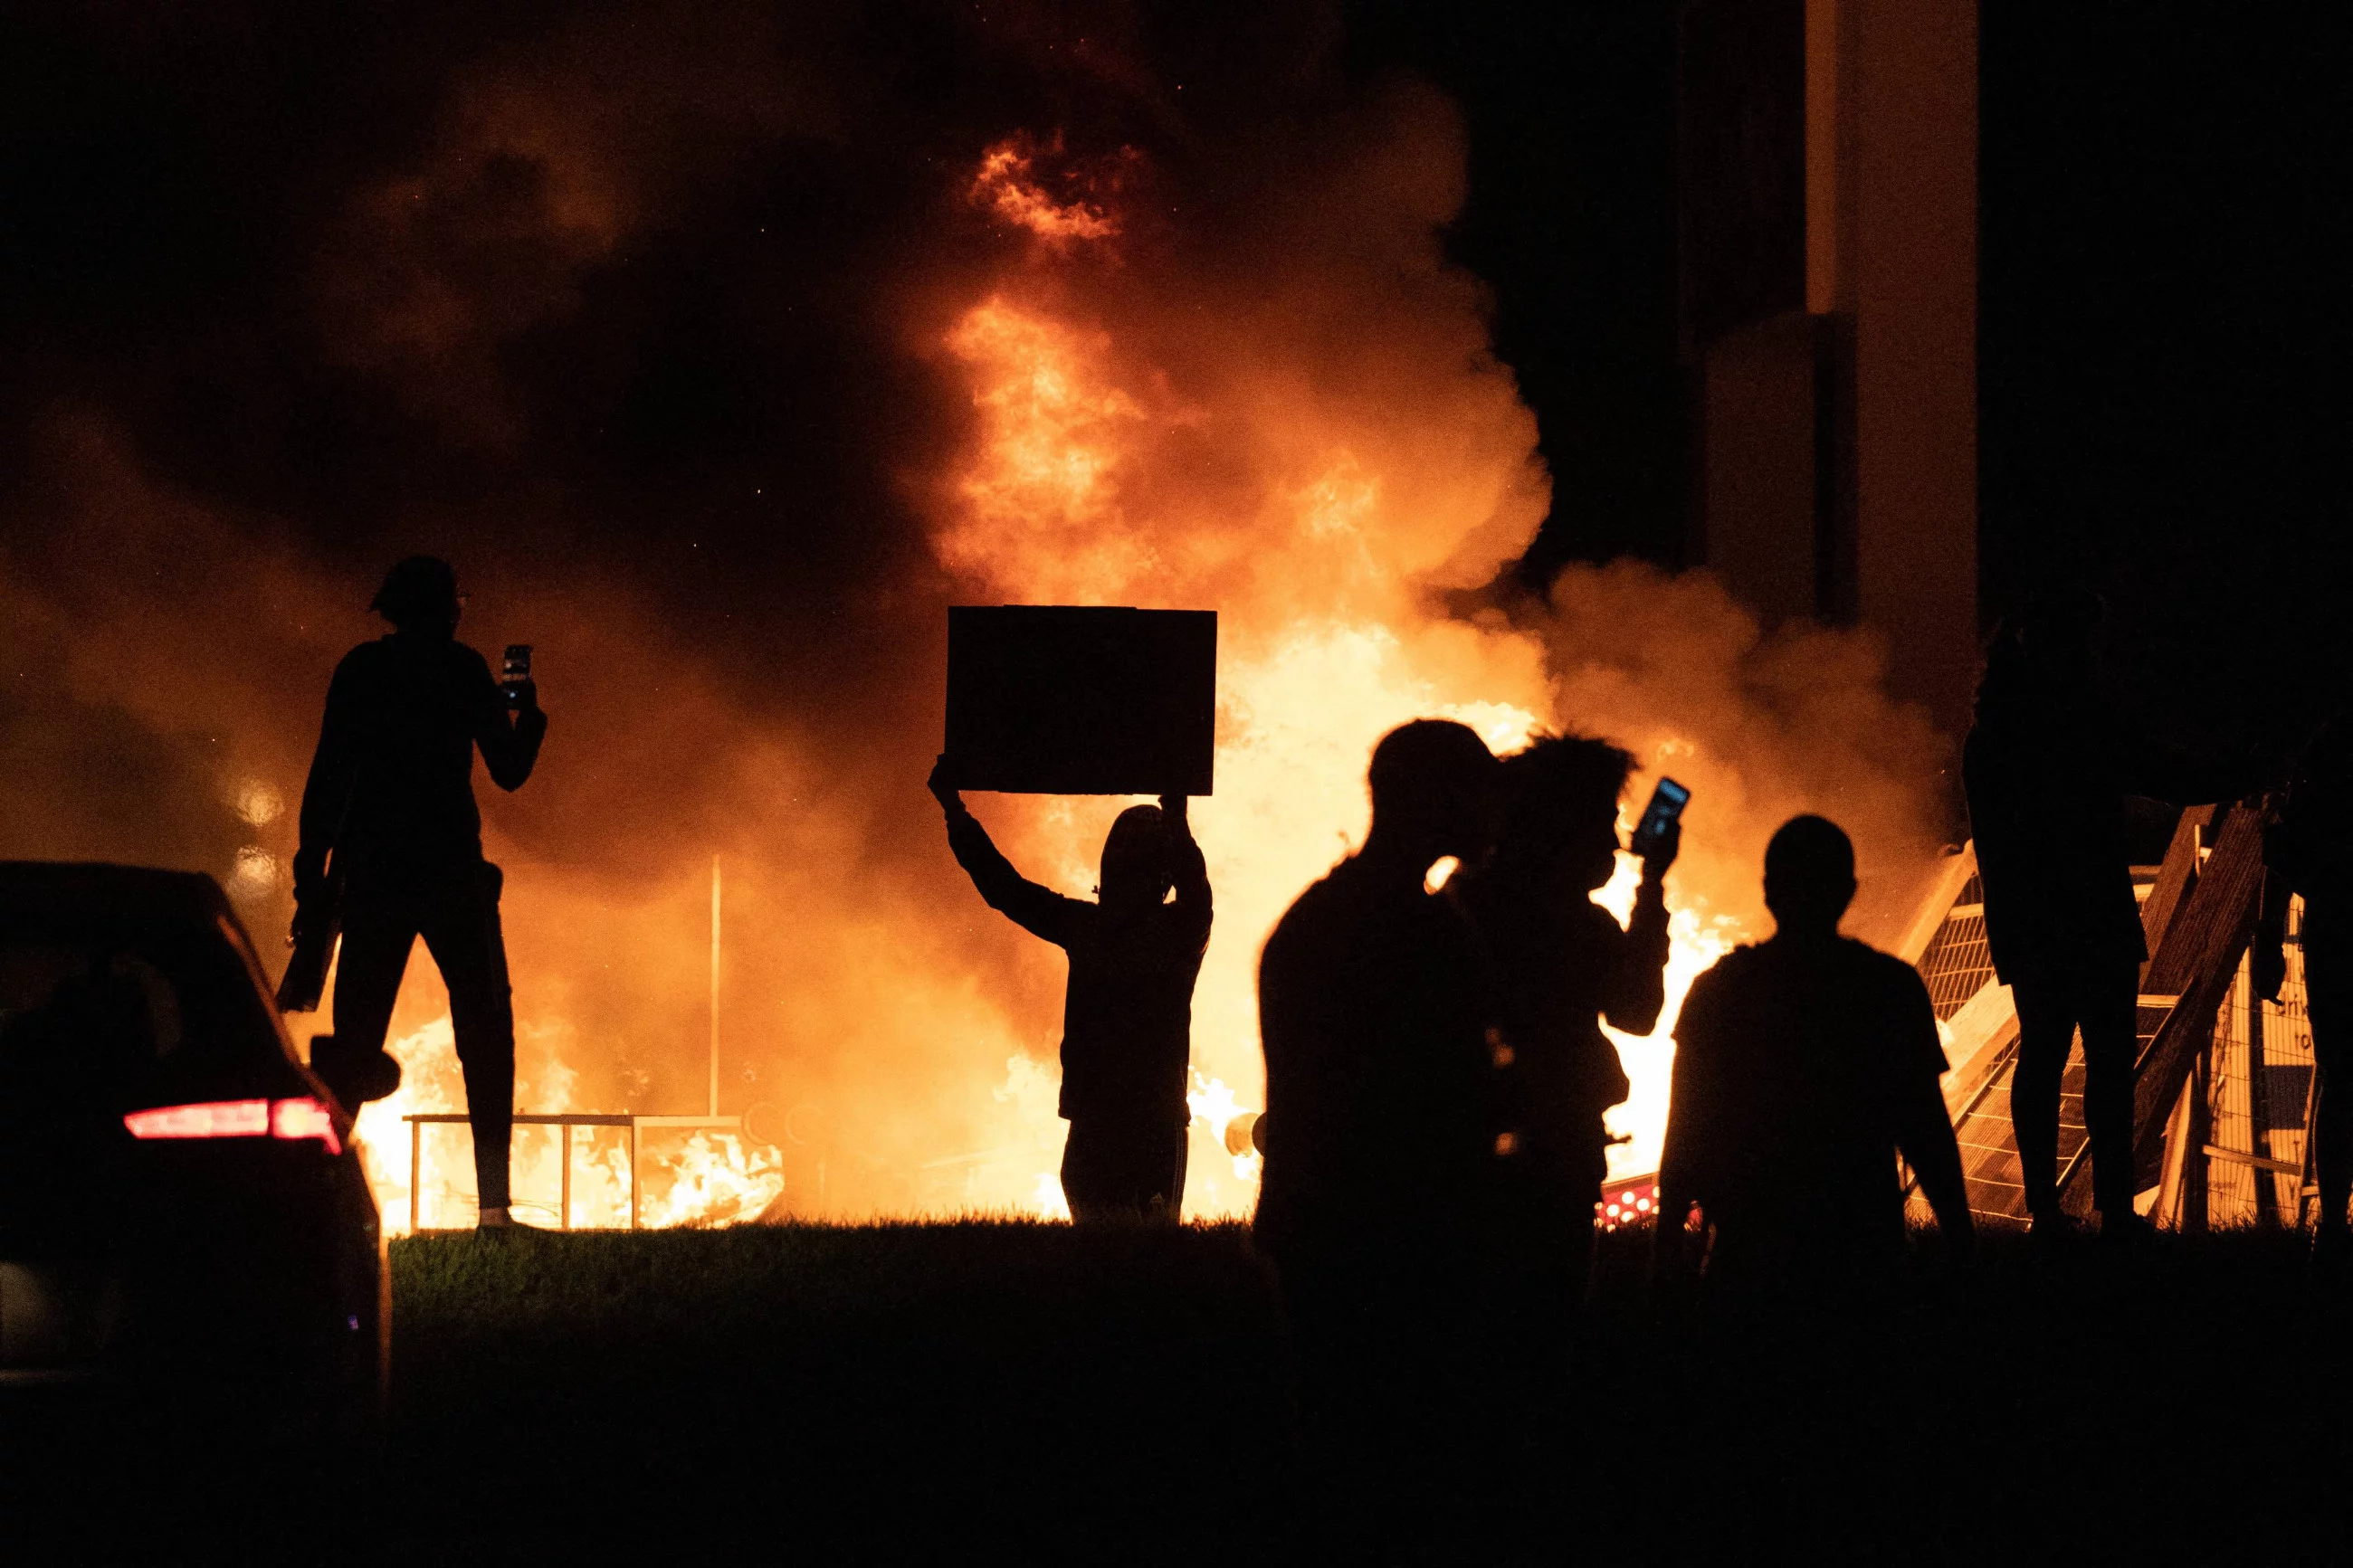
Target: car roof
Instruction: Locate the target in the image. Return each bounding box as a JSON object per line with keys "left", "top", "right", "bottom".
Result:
{"left": 0, "top": 862, "right": 236, "bottom": 929}
{"left": 1, "top": 860, "right": 317, "bottom": 1096}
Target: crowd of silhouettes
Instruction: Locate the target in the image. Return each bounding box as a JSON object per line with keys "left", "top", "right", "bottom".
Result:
{"left": 1243, "top": 721, "right": 1987, "bottom": 1548}
{"left": 277, "top": 558, "right": 2349, "bottom": 1540}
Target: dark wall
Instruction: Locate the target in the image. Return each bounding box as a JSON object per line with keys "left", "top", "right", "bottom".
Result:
{"left": 1980, "top": 6, "right": 2340, "bottom": 746}
{"left": 1344, "top": 1, "right": 1688, "bottom": 579}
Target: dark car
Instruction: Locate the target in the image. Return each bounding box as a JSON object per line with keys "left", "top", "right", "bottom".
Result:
{"left": 0, "top": 862, "right": 385, "bottom": 1446}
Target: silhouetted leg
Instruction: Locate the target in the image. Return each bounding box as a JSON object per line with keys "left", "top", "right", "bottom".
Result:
{"left": 1061, "top": 1115, "right": 1186, "bottom": 1221}
{"left": 420, "top": 861, "right": 515, "bottom": 1212}
{"left": 2078, "top": 958, "right": 2143, "bottom": 1219}
{"left": 330, "top": 890, "right": 418, "bottom": 1060}
{"left": 2008, "top": 974, "right": 2079, "bottom": 1220}
{"left": 1160, "top": 1120, "right": 1188, "bottom": 1220}
{"left": 2307, "top": 910, "right": 2349, "bottom": 1231}
{"left": 1059, "top": 1117, "right": 1119, "bottom": 1221}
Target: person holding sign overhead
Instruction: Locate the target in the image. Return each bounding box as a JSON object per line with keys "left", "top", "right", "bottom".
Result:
{"left": 931, "top": 601, "right": 1222, "bottom": 1221}
{"left": 929, "top": 757, "right": 1211, "bottom": 1221}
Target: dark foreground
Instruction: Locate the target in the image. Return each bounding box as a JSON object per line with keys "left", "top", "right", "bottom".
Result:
{"left": 9, "top": 1221, "right": 2348, "bottom": 1561}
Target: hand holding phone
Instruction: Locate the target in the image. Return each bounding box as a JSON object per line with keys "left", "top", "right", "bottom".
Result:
{"left": 1629, "top": 777, "right": 1689, "bottom": 876}
{"left": 500, "top": 644, "right": 535, "bottom": 710}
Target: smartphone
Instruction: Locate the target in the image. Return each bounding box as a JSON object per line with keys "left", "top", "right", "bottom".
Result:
{"left": 500, "top": 644, "right": 532, "bottom": 702}
{"left": 1629, "top": 776, "right": 1691, "bottom": 859}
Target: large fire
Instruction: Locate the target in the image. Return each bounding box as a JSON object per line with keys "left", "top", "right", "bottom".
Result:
{"left": 112, "top": 96, "right": 1936, "bottom": 1235}
{"left": 909, "top": 137, "right": 1748, "bottom": 1219}
{"left": 306, "top": 130, "right": 1752, "bottom": 1232}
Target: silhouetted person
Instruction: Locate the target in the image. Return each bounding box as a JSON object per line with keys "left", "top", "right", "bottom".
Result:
{"left": 1453, "top": 734, "right": 1673, "bottom": 1312}
{"left": 1255, "top": 718, "right": 1500, "bottom": 1549}
{"left": 294, "top": 557, "right": 545, "bottom": 1230}
{"left": 1653, "top": 816, "right": 1972, "bottom": 1556}
{"left": 1965, "top": 589, "right": 2243, "bottom": 1239}
{"left": 929, "top": 757, "right": 1209, "bottom": 1221}
{"left": 1655, "top": 815, "right": 1974, "bottom": 1290}
{"left": 2256, "top": 706, "right": 2353, "bottom": 1270}
{"left": 1447, "top": 733, "right": 1674, "bottom": 1540}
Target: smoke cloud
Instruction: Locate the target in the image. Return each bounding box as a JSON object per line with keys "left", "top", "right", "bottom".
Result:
{"left": 2, "top": 1, "right": 1948, "bottom": 1217}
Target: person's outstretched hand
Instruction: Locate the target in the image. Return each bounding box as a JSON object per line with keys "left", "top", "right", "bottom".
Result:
{"left": 1642, "top": 818, "right": 1681, "bottom": 882}
{"left": 504, "top": 677, "right": 539, "bottom": 714}
{"left": 928, "top": 754, "right": 964, "bottom": 813}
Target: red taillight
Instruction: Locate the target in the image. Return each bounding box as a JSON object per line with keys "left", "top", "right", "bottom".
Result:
{"left": 271, "top": 1097, "right": 343, "bottom": 1154}
{"left": 125, "top": 1099, "right": 269, "bottom": 1139}
{"left": 125, "top": 1097, "right": 342, "bottom": 1155}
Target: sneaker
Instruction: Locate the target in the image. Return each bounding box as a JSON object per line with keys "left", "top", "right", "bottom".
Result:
{"left": 475, "top": 1205, "right": 543, "bottom": 1232}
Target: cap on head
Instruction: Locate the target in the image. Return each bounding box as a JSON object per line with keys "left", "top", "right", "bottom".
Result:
{"left": 1763, "top": 814, "right": 1856, "bottom": 931}
{"left": 371, "top": 556, "right": 461, "bottom": 632}
{"left": 1367, "top": 719, "right": 1500, "bottom": 855}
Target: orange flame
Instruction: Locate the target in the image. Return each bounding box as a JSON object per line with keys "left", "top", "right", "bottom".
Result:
{"left": 969, "top": 134, "right": 1129, "bottom": 246}
{"left": 934, "top": 238, "right": 1746, "bottom": 1214}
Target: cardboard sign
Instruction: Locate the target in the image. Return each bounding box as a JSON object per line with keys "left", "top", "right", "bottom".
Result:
{"left": 946, "top": 606, "right": 1216, "bottom": 795}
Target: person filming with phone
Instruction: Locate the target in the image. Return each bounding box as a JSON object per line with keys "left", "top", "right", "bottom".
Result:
{"left": 1453, "top": 737, "right": 1678, "bottom": 1312}
{"left": 289, "top": 556, "right": 547, "bottom": 1230}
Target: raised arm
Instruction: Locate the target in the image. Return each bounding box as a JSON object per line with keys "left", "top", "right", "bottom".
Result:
{"left": 1605, "top": 862, "right": 1674, "bottom": 1036}
{"left": 1161, "top": 793, "right": 1212, "bottom": 945}
{"left": 929, "top": 755, "right": 1085, "bottom": 946}
{"left": 473, "top": 654, "right": 547, "bottom": 793}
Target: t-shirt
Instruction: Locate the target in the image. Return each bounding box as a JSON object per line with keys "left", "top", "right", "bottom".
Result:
{"left": 1254, "top": 857, "right": 1489, "bottom": 1259}
{"left": 1964, "top": 696, "right": 2148, "bottom": 981}
{"left": 1660, "top": 935, "right": 1948, "bottom": 1271}
{"left": 295, "top": 634, "right": 547, "bottom": 885}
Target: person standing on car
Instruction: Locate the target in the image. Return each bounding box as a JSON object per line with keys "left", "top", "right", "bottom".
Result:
{"left": 294, "top": 556, "right": 547, "bottom": 1230}
{"left": 929, "top": 755, "right": 1211, "bottom": 1221}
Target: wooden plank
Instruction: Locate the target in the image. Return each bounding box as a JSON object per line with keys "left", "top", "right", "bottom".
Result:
{"left": 2138, "top": 804, "right": 2213, "bottom": 970}
{"left": 1896, "top": 844, "right": 1978, "bottom": 965}
{"left": 1939, "top": 979, "right": 2020, "bottom": 1116}
{"left": 2203, "top": 1142, "right": 2303, "bottom": 1178}
{"left": 2125, "top": 803, "right": 2267, "bottom": 1178}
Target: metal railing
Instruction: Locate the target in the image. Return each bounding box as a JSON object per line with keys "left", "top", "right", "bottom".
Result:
{"left": 403, "top": 1113, "right": 742, "bottom": 1233}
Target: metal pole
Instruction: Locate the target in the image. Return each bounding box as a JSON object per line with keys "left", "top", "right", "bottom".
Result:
{"left": 630, "top": 1120, "right": 641, "bottom": 1230}
{"left": 560, "top": 1123, "right": 573, "bottom": 1231}
{"left": 410, "top": 1117, "right": 422, "bottom": 1235}
{"left": 710, "top": 855, "right": 721, "bottom": 1120}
